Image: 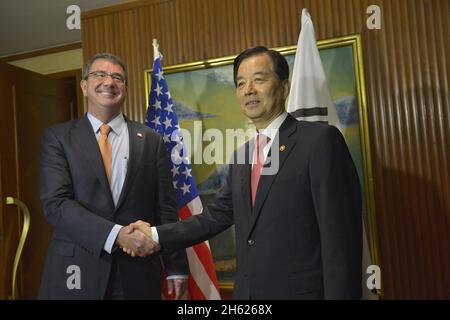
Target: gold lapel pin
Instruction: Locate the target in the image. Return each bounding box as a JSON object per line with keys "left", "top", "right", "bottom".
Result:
{"left": 280, "top": 145, "right": 286, "bottom": 152}
{"left": 137, "top": 133, "right": 143, "bottom": 138}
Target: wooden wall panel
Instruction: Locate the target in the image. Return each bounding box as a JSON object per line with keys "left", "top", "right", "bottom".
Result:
{"left": 0, "top": 63, "right": 75, "bottom": 299}
{"left": 81, "top": 0, "right": 450, "bottom": 298}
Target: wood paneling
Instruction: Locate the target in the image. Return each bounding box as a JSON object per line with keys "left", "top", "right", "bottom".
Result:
{"left": 81, "top": 0, "right": 450, "bottom": 298}
{"left": 0, "top": 68, "right": 20, "bottom": 299}
{"left": 0, "top": 43, "right": 81, "bottom": 63}
{"left": 0, "top": 63, "right": 74, "bottom": 299}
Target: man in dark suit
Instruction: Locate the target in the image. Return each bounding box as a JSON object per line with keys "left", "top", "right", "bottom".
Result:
{"left": 38, "top": 53, "right": 188, "bottom": 299}
{"left": 132, "top": 46, "right": 362, "bottom": 299}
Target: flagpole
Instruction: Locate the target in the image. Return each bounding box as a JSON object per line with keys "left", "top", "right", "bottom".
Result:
{"left": 152, "top": 38, "right": 161, "bottom": 60}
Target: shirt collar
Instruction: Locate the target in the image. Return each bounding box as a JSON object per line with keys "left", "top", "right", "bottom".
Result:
{"left": 256, "top": 112, "right": 288, "bottom": 141}
{"left": 87, "top": 112, "right": 126, "bottom": 136}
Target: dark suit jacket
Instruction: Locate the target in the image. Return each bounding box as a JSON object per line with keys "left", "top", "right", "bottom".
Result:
{"left": 157, "top": 115, "right": 362, "bottom": 299}
{"left": 38, "top": 114, "right": 188, "bottom": 299}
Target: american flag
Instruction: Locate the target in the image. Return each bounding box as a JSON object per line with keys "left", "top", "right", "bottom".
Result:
{"left": 145, "top": 40, "right": 221, "bottom": 300}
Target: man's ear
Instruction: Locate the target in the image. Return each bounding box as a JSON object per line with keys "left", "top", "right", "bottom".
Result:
{"left": 282, "top": 79, "right": 290, "bottom": 100}
{"left": 80, "top": 79, "right": 87, "bottom": 97}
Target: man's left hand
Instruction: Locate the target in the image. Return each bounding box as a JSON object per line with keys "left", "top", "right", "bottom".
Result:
{"left": 167, "top": 278, "right": 189, "bottom": 300}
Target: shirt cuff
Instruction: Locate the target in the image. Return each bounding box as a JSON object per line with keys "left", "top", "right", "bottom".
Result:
{"left": 104, "top": 224, "right": 123, "bottom": 254}
{"left": 151, "top": 226, "right": 159, "bottom": 244}
{"left": 152, "top": 228, "right": 186, "bottom": 280}
{"left": 166, "top": 275, "right": 189, "bottom": 280}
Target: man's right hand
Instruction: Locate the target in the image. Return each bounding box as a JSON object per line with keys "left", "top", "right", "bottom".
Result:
{"left": 115, "top": 223, "right": 160, "bottom": 257}
{"left": 129, "top": 220, "right": 153, "bottom": 238}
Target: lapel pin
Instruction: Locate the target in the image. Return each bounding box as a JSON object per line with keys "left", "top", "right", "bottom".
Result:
{"left": 280, "top": 145, "right": 286, "bottom": 152}
{"left": 137, "top": 132, "right": 143, "bottom": 138}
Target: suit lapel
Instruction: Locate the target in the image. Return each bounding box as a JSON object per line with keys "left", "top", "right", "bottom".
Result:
{"left": 248, "top": 116, "right": 298, "bottom": 236}
{"left": 239, "top": 141, "right": 253, "bottom": 222}
{"left": 72, "top": 116, "right": 114, "bottom": 207}
{"left": 115, "top": 119, "right": 145, "bottom": 212}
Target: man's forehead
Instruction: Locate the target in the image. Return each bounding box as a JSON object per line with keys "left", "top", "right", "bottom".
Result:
{"left": 236, "top": 70, "right": 272, "bottom": 79}
{"left": 91, "top": 59, "right": 124, "bottom": 72}
{"left": 237, "top": 54, "right": 274, "bottom": 73}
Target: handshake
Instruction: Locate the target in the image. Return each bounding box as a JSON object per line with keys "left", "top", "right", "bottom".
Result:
{"left": 115, "top": 220, "right": 161, "bottom": 257}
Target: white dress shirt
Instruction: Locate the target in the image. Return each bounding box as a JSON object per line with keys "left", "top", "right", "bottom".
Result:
{"left": 89, "top": 113, "right": 187, "bottom": 280}
{"left": 252, "top": 112, "right": 288, "bottom": 168}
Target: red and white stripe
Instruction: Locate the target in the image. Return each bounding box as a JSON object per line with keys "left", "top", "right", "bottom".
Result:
{"left": 179, "top": 196, "right": 221, "bottom": 300}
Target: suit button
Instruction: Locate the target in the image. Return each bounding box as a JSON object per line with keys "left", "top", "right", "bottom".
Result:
{"left": 247, "top": 239, "right": 255, "bottom": 246}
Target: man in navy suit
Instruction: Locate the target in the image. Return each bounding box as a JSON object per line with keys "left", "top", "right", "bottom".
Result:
{"left": 38, "top": 53, "right": 188, "bottom": 299}
{"left": 133, "top": 46, "right": 363, "bottom": 299}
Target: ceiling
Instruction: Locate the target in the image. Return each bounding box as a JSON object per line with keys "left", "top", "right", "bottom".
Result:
{"left": 0, "top": 0, "right": 130, "bottom": 58}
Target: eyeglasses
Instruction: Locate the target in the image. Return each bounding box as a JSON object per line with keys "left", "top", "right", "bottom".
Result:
{"left": 87, "top": 70, "right": 126, "bottom": 84}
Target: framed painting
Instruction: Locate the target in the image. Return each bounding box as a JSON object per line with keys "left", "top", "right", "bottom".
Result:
{"left": 145, "top": 34, "right": 380, "bottom": 292}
